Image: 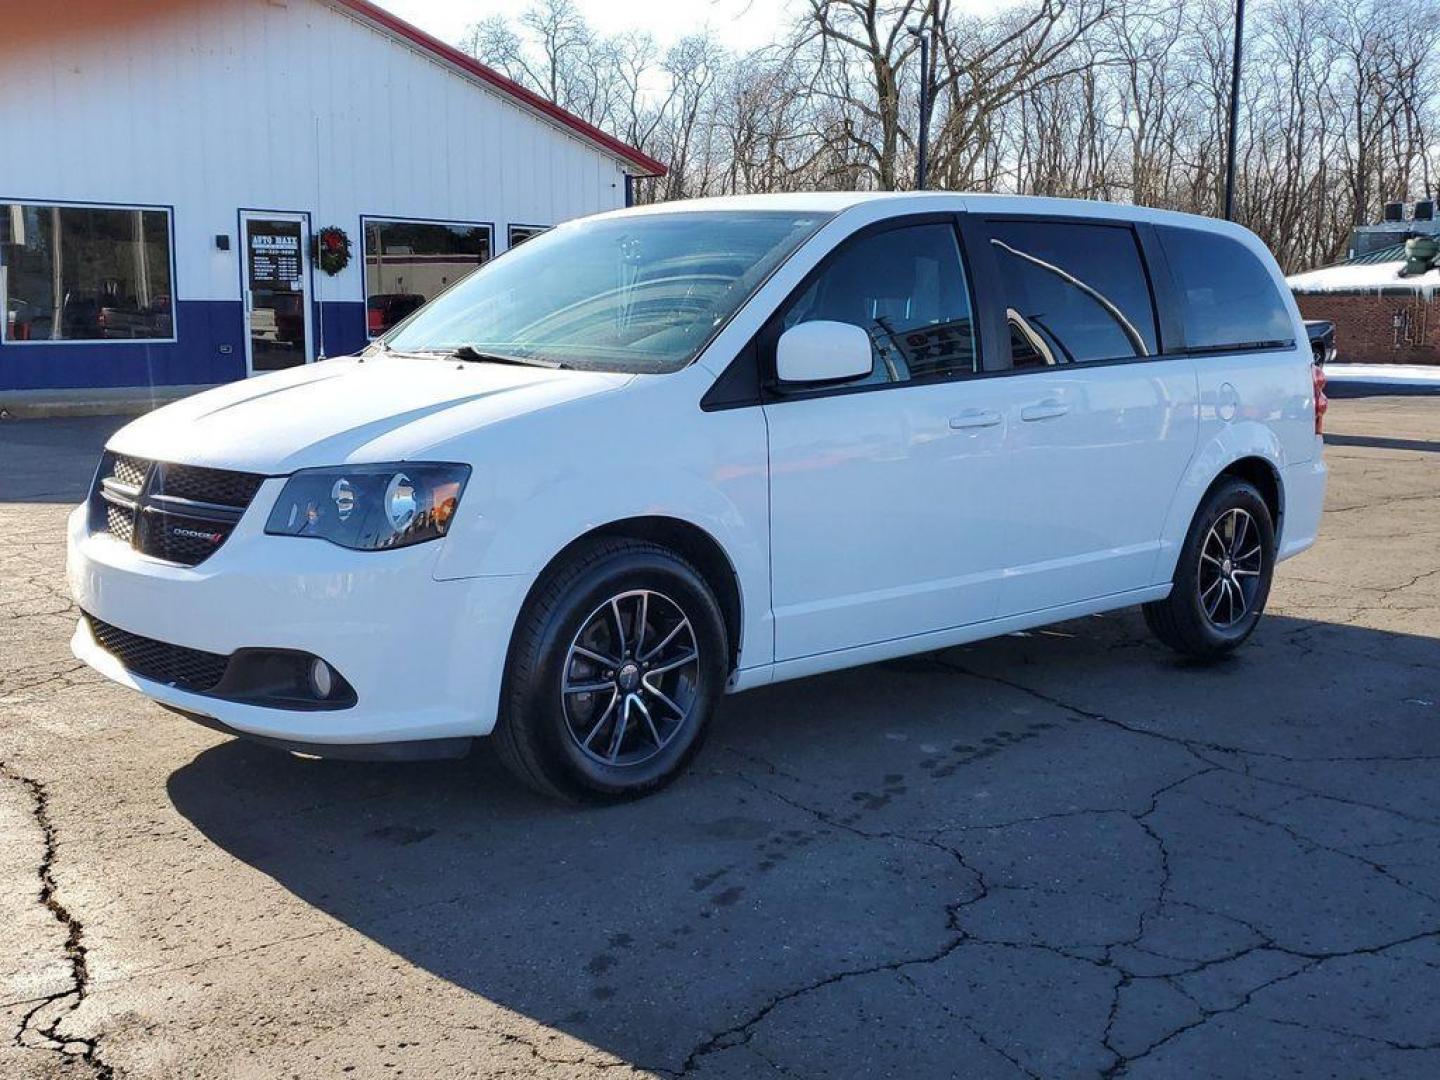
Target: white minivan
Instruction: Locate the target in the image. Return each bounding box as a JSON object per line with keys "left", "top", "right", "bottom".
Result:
{"left": 67, "top": 193, "right": 1327, "bottom": 800}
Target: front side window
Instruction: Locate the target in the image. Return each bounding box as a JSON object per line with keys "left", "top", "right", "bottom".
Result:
{"left": 779, "top": 222, "right": 978, "bottom": 384}
{"left": 364, "top": 219, "right": 493, "bottom": 338}
{"left": 1156, "top": 225, "right": 1295, "bottom": 353}
{"left": 1, "top": 203, "right": 174, "bottom": 342}
{"left": 385, "top": 211, "right": 829, "bottom": 374}
{"left": 988, "top": 220, "right": 1158, "bottom": 367}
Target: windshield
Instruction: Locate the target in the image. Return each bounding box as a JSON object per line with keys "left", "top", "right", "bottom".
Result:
{"left": 383, "top": 210, "right": 829, "bottom": 373}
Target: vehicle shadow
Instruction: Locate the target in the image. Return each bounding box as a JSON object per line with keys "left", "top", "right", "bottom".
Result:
{"left": 166, "top": 610, "right": 1440, "bottom": 1072}
{"left": 1323, "top": 432, "right": 1440, "bottom": 454}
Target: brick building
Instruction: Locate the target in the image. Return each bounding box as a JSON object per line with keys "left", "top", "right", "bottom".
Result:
{"left": 1289, "top": 246, "right": 1440, "bottom": 366}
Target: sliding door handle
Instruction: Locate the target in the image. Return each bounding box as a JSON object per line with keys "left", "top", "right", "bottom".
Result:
{"left": 1020, "top": 399, "right": 1069, "bottom": 422}
{"left": 949, "top": 409, "right": 1002, "bottom": 430}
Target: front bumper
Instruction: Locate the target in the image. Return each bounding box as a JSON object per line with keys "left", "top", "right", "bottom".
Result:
{"left": 66, "top": 492, "right": 531, "bottom": 747}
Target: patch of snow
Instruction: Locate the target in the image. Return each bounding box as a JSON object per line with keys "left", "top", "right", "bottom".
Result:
{"left": 1324, "top": 363, "right": 1440, "bottom": 386}
{"left": 1288, "top": 261, "right": 1440, "bottom": 295}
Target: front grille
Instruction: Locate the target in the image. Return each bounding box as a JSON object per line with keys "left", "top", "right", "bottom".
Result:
{"left": 105, "top": 504, "right": 135, "bottom": 544}
{"left": 140, "top": 521, "right": 231, "bottom": 565}
{"left": 90, "top": 453, "right": 266, "bottom": 567}
{"left": 84, "top": 613, "right": 228, "bottom": 691}
{"left": 111, "top": 454, "right": 148, "bottom": 488}
{"left": 154, "top": 463, "right": 266, "bottom": 508}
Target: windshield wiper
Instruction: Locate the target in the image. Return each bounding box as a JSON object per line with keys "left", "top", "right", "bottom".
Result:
{"left": 364, "top": 341, "right": 456, "bottom": 362}
{"left": 450, "top": 344, "right": 566, "bottom": 369}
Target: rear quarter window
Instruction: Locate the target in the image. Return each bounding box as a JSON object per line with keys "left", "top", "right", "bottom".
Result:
{"left": 1156, "top": 225, "right": 1294, "bottom": 353}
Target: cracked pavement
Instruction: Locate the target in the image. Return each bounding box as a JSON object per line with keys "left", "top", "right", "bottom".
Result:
{"left": 1, "top": 397, "right": 1438, "bottom": 1079}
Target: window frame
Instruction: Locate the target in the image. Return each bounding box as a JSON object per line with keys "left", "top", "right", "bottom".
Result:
{"left": 753, "top": 212, "right": 988, "bottom": 406}
{"left": 0, "top": 197, "right": 179, "bottom": 347}
{"left": 507, "top": 223, "right": 550, "bottom": 249}
{"left": 700, "top": 209, "right": 1303, "bottom": 412}
{"left": 359, "top": 214, "right": 496, "bottom": 341}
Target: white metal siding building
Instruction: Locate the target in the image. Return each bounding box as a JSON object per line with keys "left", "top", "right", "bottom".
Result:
{"left": 0, "top": 0, "right": 663, "bottom": 394}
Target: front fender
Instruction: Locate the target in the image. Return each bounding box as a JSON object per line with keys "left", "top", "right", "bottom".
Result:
{"left": 1153, "top": 419, "right": 1285, "bottom": 584}
{"left": 428, "top": 367, "right": 773, "bottom": 670}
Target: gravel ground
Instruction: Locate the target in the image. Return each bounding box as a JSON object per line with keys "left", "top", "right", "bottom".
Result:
{"left": 1, "top": 396, "right": 1437, "bottom": 1080}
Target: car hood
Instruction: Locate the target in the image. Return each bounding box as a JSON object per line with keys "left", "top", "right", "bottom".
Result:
{"left": 108, "top": 355, "right": 633, "bottom": 474}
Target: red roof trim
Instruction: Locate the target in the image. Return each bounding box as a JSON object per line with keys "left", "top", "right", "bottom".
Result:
{"left": 331, "top": 0, "right": 667, "bottom": 177}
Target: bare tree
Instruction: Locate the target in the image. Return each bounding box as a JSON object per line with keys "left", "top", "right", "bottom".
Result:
{"left": 460, "top": 0, "right": 1440, "bottom": 272}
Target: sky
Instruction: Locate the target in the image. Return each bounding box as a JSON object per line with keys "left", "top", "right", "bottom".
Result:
{"left": 374, "top": 0, "right": 793, "bottom": 53}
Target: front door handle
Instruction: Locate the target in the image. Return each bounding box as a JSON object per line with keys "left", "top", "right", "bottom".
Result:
{"left": 949, "top": 409, "right": 1002, "bottom": 430}
{"left": 1020, "top": 399, "right": 1069, "bottom": 422}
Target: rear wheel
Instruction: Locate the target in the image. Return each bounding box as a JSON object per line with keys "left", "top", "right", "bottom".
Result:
{"left": 495, "top": 538, "right": 728, "bottom": 802}
{"left": 1144, "top": 478, "right": 1276, "bottom": 659}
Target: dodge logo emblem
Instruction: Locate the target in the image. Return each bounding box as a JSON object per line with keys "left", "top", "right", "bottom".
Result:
{"left": 171, "top": 526, "right": 224, "bottom": 544}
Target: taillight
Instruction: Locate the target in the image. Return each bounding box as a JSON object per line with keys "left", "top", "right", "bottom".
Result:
{"left": 1312, "top": 363, "right": 1328, "bottom": 436}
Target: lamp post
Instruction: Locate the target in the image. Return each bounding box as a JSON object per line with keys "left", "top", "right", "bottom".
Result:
{"left": 1223, "top": 0, "right": 1245, "bottom": 221}
{"left": 908, "top": 11, "right": 936, "bottom": 190}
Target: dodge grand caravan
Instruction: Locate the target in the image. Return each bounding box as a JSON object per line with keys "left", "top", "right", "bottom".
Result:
{"left": 67, "top": 193, "right": 1327, "bottom": 801}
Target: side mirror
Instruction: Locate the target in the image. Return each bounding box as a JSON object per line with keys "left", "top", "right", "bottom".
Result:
{"left": 776, "top": 320, "right": 873, "bottom": 385}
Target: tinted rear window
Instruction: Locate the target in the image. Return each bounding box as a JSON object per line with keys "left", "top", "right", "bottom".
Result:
{"left": 1156, "top": 226, "right": 1294, "bottom": 352}
{"left": 988, "top": 220, "right": 1158, "bottom": 366}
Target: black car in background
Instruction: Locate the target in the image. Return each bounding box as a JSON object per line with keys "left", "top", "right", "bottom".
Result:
{"left": 1305, "top": 319, "right": 1336, "bottom": 366}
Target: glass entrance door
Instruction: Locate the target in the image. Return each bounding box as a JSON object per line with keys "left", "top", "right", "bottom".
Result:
{"left": 242, "top": 214, "right": 312, "bottom": 373}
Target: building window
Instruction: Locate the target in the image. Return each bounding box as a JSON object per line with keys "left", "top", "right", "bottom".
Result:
{"left": 508, "top": 224, "right": 550, "bottom": 248}
{"left": 363, "top": 218, "right": 492, "bottom": 338}
{"left": 1, "top": 202, "right": 175, "bottom": 343}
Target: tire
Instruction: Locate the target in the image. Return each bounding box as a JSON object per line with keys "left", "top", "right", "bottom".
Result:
{"left": 494, "top": 537, "right": 728, "bottom": 802}
{"left": 1143, "top": 478, "right": 1276, "bottom": 660}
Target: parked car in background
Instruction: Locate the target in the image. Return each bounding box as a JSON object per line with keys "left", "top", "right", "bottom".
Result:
{"left": 5, "top": 297, "right": 41, "bottom": 340}
{"left": 367, "top": 292, "right": 426, "bottom": 337}
{"left": 67, "top": 193, "right": 1327, "bottom": 801}
{"left": 1305, "top": 319, "right": 1336, "bottom": 366}
{"left": 271, "top": 292, "right": 306, "bottom": 347}
{"left": 99, "top": 297, "right": 174, "bottom": 339}
{"left": 6, "top": 294, "right": 174, "bottom": 340}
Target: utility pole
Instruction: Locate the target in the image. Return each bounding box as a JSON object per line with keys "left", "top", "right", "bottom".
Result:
{"left": 1223, "top": 0, "right": 1245, "bottom": 220}
{"left": 915, "top": 31, "right": 929, "bottom": 190}
{"left": 909, "top": 5, "right": 936, "bottom": 190}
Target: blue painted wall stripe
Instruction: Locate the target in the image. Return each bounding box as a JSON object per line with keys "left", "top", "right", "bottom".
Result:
{"left": 0, "top": 300, "right": 370, "bottom": 391}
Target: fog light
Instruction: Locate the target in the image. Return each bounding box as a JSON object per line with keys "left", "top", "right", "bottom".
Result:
{"left": 309, "top": 658, "right": 335, "bottom": 699}
{"left": 207, "top": 650, "right": 356, "bottom": 710}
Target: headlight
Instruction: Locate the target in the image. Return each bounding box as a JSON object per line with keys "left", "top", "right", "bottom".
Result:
{"left": 265, "top": 463, "right": 470, "bottom": 551}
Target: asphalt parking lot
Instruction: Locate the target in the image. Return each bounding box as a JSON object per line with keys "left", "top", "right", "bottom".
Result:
{"left": 2, "top": 397, "right": 1438, "bottom": 1079}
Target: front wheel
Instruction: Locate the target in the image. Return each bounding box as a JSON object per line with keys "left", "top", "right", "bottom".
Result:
{"left": 1144, "top": 478, "right": 1276, "bottom": 659}
{"left": 495, "top": 538, "right": 728, "bottom": 802}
